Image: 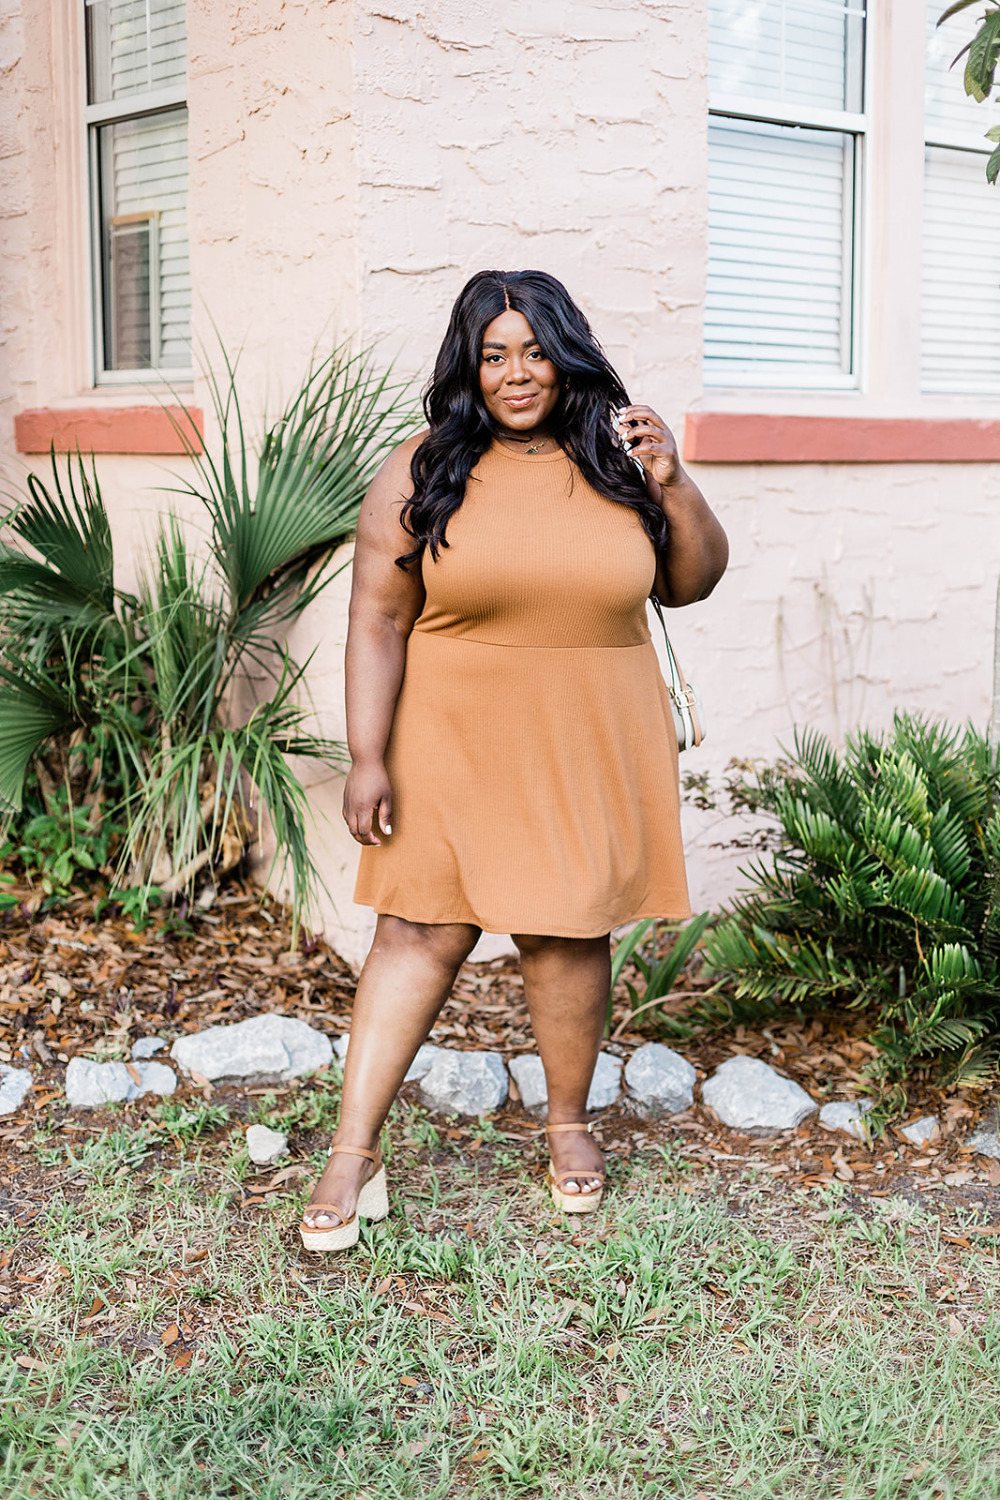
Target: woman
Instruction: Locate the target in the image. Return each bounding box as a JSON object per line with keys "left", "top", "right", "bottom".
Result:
{"left": 300, "top": 269, "right": 728, "bottom": 1250}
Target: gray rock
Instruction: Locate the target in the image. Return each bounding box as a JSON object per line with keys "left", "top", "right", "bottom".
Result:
{"left": 170, "top": 1015, "right": 332, "bottom": 1082}
{"left": 819, "top": 1099, "right": 874, "bottom": 1141}
{"left": 65, "top": 1057, "right": 177, "bottom": 1107}
{"left": 625, "top": 1043, "right": 697, "bottom": 1116}
{"left": 419, "top": 1050, "right": 508, "bottom": 1116}
{"left": 702, "top": 1055, "right": 816, "bottom": 1133}
{"left": 334, "top": 1033, "right": 442, "bottom": 1083}
{"left": 138, "top": 1061, "right": 177, "bottom": 1097}
{"left": 509, "top": 1051, "right": 622, "bottom": 1111}
{"left": 0, "top": 1065, "right": 32, "bottom": 1115}
{"left": 967, "top": 1128, "right": 1000, "bottom": 1160}
{"left": 131, "top": 1037, "right": 167, "bottom": 1060}
{"left": 246, "top": 1124, "right": 289, "bottom": 1166}
{"left": 899, "top": 1114, "right": 941, "bottom": 1147}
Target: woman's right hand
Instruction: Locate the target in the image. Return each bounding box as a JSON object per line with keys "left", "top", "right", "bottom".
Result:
{"left": 343, "top": 761, "right": 393, "bottom": 845}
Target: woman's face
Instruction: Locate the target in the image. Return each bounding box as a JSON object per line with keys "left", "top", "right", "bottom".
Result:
{"left": 478, "top": 309, "right": 562, "bottom": 435}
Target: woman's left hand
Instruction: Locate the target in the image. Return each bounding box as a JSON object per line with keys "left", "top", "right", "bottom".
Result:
{"left": 615, "top": 405, "right": 680, "bottom": 489}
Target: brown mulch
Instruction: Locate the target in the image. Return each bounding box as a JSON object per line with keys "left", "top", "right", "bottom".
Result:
{"left": 1, "top": 877, "right": 999, "bottom": 1219}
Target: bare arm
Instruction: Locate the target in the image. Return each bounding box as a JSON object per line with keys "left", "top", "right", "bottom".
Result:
{"left": 616, "top": 404, "right": 729, "bottom": 608}
{"left": 343, "top": 433, "right": 427, "bottom": 846}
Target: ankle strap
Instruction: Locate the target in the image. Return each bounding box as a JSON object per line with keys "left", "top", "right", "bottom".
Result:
{"left": 330, "top": 1143, "right": 379, "bottom": 1161}
{"left": 545, "top": 1122, "right": 593, "bottom": 1135}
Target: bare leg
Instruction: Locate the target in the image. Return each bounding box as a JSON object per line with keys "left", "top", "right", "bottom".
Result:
{"left": 304, "top": 915, "right": 480, "bottom": 1229}
{"left": 513, "top": 933, "right": 610, "bottom": 1194}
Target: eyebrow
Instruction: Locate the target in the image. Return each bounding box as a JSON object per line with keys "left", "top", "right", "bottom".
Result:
{"left": 482, "top": 338, "right": 540, "bottom": 350}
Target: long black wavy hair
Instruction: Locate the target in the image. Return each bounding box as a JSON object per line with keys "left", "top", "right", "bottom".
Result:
{"left": 396, "top": 269, "right": 669, "bottom": 569}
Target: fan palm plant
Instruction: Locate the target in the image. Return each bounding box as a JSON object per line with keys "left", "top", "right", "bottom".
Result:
{"left": 0, "top": 342, "right": 419, "bottom": 932}
{"left": 703, "top": 715, "right": 1000, "bottom": 1104}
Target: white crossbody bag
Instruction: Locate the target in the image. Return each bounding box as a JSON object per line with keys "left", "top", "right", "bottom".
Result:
{"left": 651, "top": 597, "right": 705, "bottom": 752}
{"left": 620, "top": 427, "right": 705, "bottom": 752}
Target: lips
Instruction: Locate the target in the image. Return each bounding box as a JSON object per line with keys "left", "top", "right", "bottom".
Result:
{"left": 504, "top": 393, "right": 537, "bottom": 409}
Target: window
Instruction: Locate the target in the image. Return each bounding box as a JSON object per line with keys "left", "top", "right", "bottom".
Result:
{"left": 705, "top": 0, "right": 867, "bottom": 389}
{"left": 85, "top": 1, "right": 190, "bottom": 378}
{"left": 922, "top": 0, "right": 1000, "bottom": 394}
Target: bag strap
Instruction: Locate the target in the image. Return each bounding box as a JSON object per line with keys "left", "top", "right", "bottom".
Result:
{"left": 650, "top": 596, "right": 704, "bottom": 748}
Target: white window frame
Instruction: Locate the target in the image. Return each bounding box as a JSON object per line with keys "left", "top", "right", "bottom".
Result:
{"left": 706, "top": 2, "right": 870, "bottom": 392}
{"left": 84, "top": 7, "right": 189, "bottom": 385}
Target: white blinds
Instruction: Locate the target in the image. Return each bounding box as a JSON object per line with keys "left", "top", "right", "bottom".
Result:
{"left": 706, "top": 119, "right": 853, "bottom": 381}
{"left": 87, "top": 0, "right": 186, "bottom": 103}
{"left": 102, "top": 109, "right": 190, "bottom": 369}
{"left": 87, "top": 1, "right": 190, "bottom": 375}
{"left": 922, "top": 146, "right": 1000, "bottom": 395}
{"left": 708, "top": 0, "right": 864, "bottom": 113}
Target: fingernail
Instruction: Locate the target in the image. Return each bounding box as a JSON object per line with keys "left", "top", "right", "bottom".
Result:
{"left": 385, "top": 824, "right": 392, "bottom": 835}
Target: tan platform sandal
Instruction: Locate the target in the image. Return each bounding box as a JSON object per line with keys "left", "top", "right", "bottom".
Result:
{"left": 546, "top": 1122, "right": 606, "bottom": 1214}
{"left": 298, "top": 1143, "right": 389, "bottom": 1252}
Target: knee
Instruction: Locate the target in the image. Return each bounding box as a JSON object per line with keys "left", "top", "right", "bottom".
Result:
{"left": 376, "top": 915, "right": 480, "bottom": 972}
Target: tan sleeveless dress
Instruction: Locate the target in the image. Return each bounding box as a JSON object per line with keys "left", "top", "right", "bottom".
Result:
{"left": 354, "top": 441, "right": 691, "bottom": 936}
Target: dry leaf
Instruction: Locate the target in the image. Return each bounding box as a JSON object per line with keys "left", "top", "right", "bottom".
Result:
{"left": 161, "top": 1323, "right": 180, "bottom": 1347}
{"left": 374, "top": 1276, "right": 392, "bottom": 1297}
{"left": 469, "top": 1448, "right": 491, "bottom": 1462}
{"left": 189, "top": 1070, "right": 213, "bottom": 1090}
{"left": 985, "top": 1160, "right": 1000, "bottom": 1187}
{"left": 832, "top": 1148, "right": 854, "bottom": 1182}
{"left": 171, "top": 1350, "right": 192, "bottom": 1370}
{"left": 183, "top": 1248, "right": 208, "bottom": 1266}
{"left": 84, "top": 1295, "right": 105, "bottom": 1319}
{"left": 399, "top": 1375, "right": 418, "bottom": 1387}
{"left": 615, "top": 1384, "right": 630, "bottom": 1404}
{"left": 15, "top": 1354, "right": 44, "bottom": 1371}
{"left": 604, "top": 1342, "right": 620, "bottom": 1360}
{"left": 948, "top": 1313, "right": 965, "bottom": 1337}
{"left": 125, "top": 1062, "right": 142, "bottom": 1086}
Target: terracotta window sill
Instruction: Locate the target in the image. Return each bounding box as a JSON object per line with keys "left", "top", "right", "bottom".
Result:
{"left": 14, "top": 406, "right": 203, "bottom": 456}
{"left": 682, "top": 413, "right": 1000, "bottom": 464}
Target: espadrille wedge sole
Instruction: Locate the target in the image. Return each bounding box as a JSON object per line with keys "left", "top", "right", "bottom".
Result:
{"left": 299, "top": 1143, "right": 388, "bottom": 1252}
{"left": 546, "top": 1122, "right": 605, "bottom": 1214}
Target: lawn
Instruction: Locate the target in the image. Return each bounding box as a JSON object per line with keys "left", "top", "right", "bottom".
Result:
{"left": 2, "top": 892, "right": 1000, "bottom": 1497}
{"left": 3, "top": 1082, "right": 1000, "bottom": 1499}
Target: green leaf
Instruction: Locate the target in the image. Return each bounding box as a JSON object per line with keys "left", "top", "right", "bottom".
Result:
{"left": 988, "top": 142, "right": 1000, "bottom": 183}
{"left": 964, "top": 9, "right": 1000, "bottom": 99}
{"left": 938, "top": 0, "right": 991, "bottom": 24}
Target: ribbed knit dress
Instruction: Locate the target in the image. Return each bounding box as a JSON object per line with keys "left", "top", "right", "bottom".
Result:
{"left": 353, "top": 441, "right": 691, "bottom": 936}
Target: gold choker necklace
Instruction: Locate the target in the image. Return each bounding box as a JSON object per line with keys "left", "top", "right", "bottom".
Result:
{"left": 501, "top": 434, "right": 549, "bottom": 455}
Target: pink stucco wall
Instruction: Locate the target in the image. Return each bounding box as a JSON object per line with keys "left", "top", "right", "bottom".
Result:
{"left": 1, "top": 1, "right": 998, "bottom": 968}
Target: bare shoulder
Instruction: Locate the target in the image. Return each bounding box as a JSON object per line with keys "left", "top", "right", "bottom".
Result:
{"left": 357, "top": 430, "right": 428, "bottom": 545}
{"left": 368, "top": 430, "right": 428, "bottom": 501}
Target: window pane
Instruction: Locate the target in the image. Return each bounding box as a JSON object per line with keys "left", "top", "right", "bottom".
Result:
{"left": 98, "top": 109, "right": 190, "bottom": 371}
{"left": 87, "top": 0, "right": 186, "bottom": 105}
{"left": 706, "top": 119, "right": 855, "bottom": 383}
{"left": 922, "top": 146, "right": 1000, "bottom": 394}
{"left": 925, "top": 0, "right": 1000, "bottom": 143}
{"left": 708, "top": 0, "right": 866, "bottom": 113}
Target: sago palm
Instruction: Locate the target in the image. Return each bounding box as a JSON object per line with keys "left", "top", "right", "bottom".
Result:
{"left": 703, "top": 714, "right": 1000, "bottom": 1104}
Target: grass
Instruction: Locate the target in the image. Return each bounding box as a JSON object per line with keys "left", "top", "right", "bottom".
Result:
{"left": 3, "top": 1098, "right": 1000, "bottom": 1498}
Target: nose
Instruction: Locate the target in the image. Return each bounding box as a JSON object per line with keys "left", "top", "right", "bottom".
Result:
{"left": 505, "top": 355, "right": 531, "bottom": 384}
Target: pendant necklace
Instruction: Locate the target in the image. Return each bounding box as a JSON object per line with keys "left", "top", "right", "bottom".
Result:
{"left": 502, "top": 432, "right": 549, "bottom": 456}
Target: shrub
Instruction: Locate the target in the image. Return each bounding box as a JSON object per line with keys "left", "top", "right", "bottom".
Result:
{"left": 0, "top": 342, "right": 418, "bottom": 929}
{"left": 703, "top": 714, "right": 1000, "bottom": 1102}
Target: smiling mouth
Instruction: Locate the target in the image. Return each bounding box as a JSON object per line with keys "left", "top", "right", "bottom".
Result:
{"left": 504, "top": 393, "right": 537, "bottom": 408}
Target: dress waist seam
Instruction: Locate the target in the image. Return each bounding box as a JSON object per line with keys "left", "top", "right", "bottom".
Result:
{"left": 409, "top": 630, "right": 654, "bottom": 652}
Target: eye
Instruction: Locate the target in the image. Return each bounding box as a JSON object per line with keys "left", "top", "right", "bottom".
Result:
{"left": 482, "top": 353, "right": 503, "bottom": 364}
{"left": 527, "top": 349, "right": 544, "bottom": 360}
